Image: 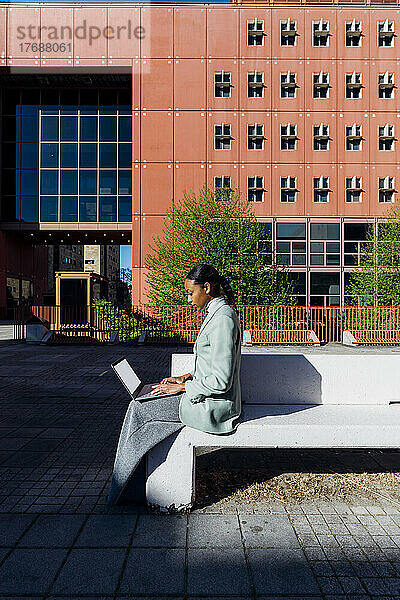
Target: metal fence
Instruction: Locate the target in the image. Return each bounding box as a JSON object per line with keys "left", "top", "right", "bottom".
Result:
{"left": 13, "top": 303, "right": 400, "bottom": 345}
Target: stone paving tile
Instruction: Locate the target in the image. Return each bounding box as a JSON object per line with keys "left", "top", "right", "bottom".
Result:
{"left": 188, "top": 515, "right": 242, "bottom": 548}
{"left": 74, "top": 515, "right": 137, "bottom": 547}
{"left": 130, "top": 514, "right": 187, "bottom": 548}
{"left": 0, "top": 548, "right": 67, "bottom": 594}
{"left": 119, "top": 548, "right": 185, "bottom": 595}
{"left": 50, "top": 548, "right": 125, "bottom": 595}
{"left": 187, "top": 548, "right": 250, "bottom": 596}
{"left": 0, "top": 514, "right": 35, "bottom": 545}
{"left": 17, "top": 514, "right": 85, "bottom": 547}
{"left": 247, "top": 548, "right": 320, "bottom": 595}
{"left": 240, "top": 515, "right": 300, "bottom": 548}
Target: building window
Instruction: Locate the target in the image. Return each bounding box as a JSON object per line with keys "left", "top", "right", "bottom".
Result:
{"left": 378, "top": 19, "right": 395, "bottom": 47}
{"left": 214, "top": 176, "right": 232, "bottom": 200}
{"left": 214, "top": 124, "right": 231, "bottom": 150}
{"left": 310, "top": 223, "right": 340, "bottom": 267}
{"left": 345, "top": 124, "right": 363, "bottom": 151}
{"left": 379, "top": 124, "right": 395, "bottom": 150}
{"left": 313, "top": 124, "right": 329, "bottom": 150}
{"left": 214, "top": 72, "right": 231, "bottom": 98}
{"left": 276, "top": 222, "right": 306, "bottom": 266}
{"left": 312, "top": 19, "right": 329, "bottom": 46}
{"left": 280, "top": 18, "right": 297, "bottom": 46}
{"left": 280, "top": 71, "right": 297, "bottom": 98}
{"left": 248, "top": 71, "right": 264, "bottom": 98}
{"left": 280, "top": 177, "right": 297, "bottom": 203}
{"left": 346, "top": 72, "right": 363, "bottom": 98}
{"left": 247, "top": 176, "right": 264, "bottom": 202}
{"left": 247, "top": 19, "right": 264, "bottom": 46}
{"left": 344, "top": 222, "right": 369, "bottom": 266}
{"left": 379, "top": 176, "right": 395, "bottom": 203}
{"left": 378, "top": 72, "right": 395, "bottom": 99}
{"left": 310, "top": 272, "right": 340, "bottom": 306}
{"left": 313, "top": 72, "right": 330, "bottom": 99}
{"left": 345, "top": 19, "right": 362, "bottom": 46}
{"left": 280, "top": 123, "right": 297, "bottom": 150}
{"left": 248, "top": 124, "right": 265, "bottom": 150}
{"left": 346, "top": 176, "right": 363, "bottom": 203}
{"left": 313, "top": 177, "right": 330, "bottom": 203}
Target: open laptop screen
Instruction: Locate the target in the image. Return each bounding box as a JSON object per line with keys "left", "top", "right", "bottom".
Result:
{"left": 111, "top": 358, "right": 141, "bottom": 397}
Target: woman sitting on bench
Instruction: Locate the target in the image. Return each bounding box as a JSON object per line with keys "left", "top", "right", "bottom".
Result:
{"left": 107, "top": 264, "right": 242, "bottom": 505}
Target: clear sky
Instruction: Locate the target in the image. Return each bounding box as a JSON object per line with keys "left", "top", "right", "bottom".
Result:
{"left": 120, "top": 245, "right": 132, "bottom": 270}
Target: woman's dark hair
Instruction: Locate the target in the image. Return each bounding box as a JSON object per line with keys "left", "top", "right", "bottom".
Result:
{"left": 186, "top": 264, "right": 236, "bottom": 307}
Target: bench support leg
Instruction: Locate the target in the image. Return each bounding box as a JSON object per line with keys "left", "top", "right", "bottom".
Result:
{"left": 146, "top": 429, "right": 195, "bottom": 512}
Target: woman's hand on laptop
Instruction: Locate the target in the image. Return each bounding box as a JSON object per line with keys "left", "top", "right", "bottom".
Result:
{"left": 151, "top": 382, "right": 185, "bottom": 396}
{"left": 160, "top": 373, "right": 193, "bottom": 385}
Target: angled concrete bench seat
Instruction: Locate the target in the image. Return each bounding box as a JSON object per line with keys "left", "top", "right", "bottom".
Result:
{"left": 145, "top": 353, "right": 400, "bottom": 512}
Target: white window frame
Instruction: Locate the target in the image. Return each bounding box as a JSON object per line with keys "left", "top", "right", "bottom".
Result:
{"left": 377, "top": 19, "right": 395, "bottom": 47}
{"left": 280, "top": 18, "right": 297, "bottom": 46}
{"left": 378, "top": 176, "right": 395, "bottom": 203}
{"left": 247, "top": 123, "right": 265, "bottom": 150}
{"left": 345, "top": 19, "right": 362, "bottom": 47}
{"left": 345, "top": 123, "right": 363, "bottom": 151}
{"left": 247, "top": 18, "right": 265, "bottom": 46}
{"left": 378, "top": 124, "right": 395, "bottom": 151}
{"left": 313, "top": 176, "right": 330, "bottom": 203}
{"left": 280, "top": 176, "right": 297, "bottom": 203}
{"left": 214, "top": 71, "right": 231, "bottom": 98}
{"left": 312, "top": 19, "right": 329, "bottom": 47}
{"left": 247, "top": 176, "right": 264, "bottom": 202}
{"left": 214, "top": 123, "right": 231, "bottom": 150}
{"left": 247, "top": 71, "right": 264, "bottom": 98}
{"left": 313, "top": 123, "right": 329, "bottom": 150}
{"left": 345, "top": 176, "right": 363, "bottom": 203}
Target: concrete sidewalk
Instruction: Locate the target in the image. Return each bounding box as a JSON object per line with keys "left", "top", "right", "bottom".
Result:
{"left": 0, "top": 343, "right": 400, "bottom": 599}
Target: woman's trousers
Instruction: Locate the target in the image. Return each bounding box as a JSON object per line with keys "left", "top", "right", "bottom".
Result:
{"left": 107, "top": 393, "right": 184, "bottom": 505}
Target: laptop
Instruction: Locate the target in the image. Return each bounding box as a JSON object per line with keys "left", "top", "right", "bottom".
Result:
{"left": 111, "top": 357, "right": 179, "bottom": 402}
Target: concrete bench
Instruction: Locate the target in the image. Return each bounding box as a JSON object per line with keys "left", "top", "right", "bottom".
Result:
{"left": 145, "top": 353, "right": 400, "bottom": 512}
{"left": 344, "top": 329, "right": 400, "bottom": 346}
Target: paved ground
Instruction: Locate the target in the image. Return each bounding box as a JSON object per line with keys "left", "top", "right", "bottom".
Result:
{"left": 1, "top": 342, "right": 400, "bottom": 599}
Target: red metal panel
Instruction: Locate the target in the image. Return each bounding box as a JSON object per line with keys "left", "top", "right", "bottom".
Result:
{"left": 174, "top": 111, "right": 206, "bottom": 163}
{"left": 371, "top": 112, "right": 397, "bottom": 164}
{"left": 239, "top": 8, "right": 272, "bottom": 59}
{"left": 141, "top": 59, "right": 173, "bottom": 110}
{"left": 370, "top": 62, "right": 400, "bottom": 113}
{"left": 271, "top": 111, "right": 305, "bottom": 165}
{"left": 370, "top": 10, "right": 398, "bottom": 61}
{"left": 73, "top": 7, "right": 107, "bottom": 59}
{"left": 141, "top": 215, "right": 165, "bottom": 263}
{"left": 271, "top": 164, "right": 305, "bottom": 217}
{"left": 107, "top": 7, "right": 140, "bottom": 59}
{"left": 141, "top": 7, "right": 173, "bottom": 59}
{"left": 141, "top": 164, "right": 173, "bottom": 214}
{"left": 239, "top": 111, "right": 271, "bottom": 164}
{"left": 304, "top": 164, "right": 338, "bottom": 217}
{"left": 207, "top": 111, "right": 239, "bottom": 163}
{"left": 174, "top": 59, "right": 206, "bottom": 110}
{"left": 132, "top": 217, "right": 141, "bottom": 271}
{"left": 132, "top": 60, "right": 141, "bottom": 110}
{"left": 340, "top": 164, "right": 370, "bottom": 217}
{"left": 174, "top": 7, "right": 206, "bottom": 58}
{"left": 207, "top": 8, "right": 239, "bottom": 58}
{"left": 304, "top": 60, "right": 336, "bottom": 113}
{"left": 271, "top": 9, "right": 305, "bottom": 61}
{"left": 0, "top": 7, "right": 7, "bottom": 61}
{"left": 371, "top": 163, "right": 399, "bottom": 216}
{"left": 41, "top": 58, "right": 74, "bottom": 67}
{"left": 207, "top": 59, "right": 239, "bottom": 110}
{"left": 336, "top": 60, "right": 370, "bottom": 113}
{"left": 133, "top": 161, "right": 140, "bottom": 215}
{"left": 73, "top": 58, "right": 106, "bottom": 67}
{"left": 141, "top": 111, "right": 173, "bottom": 162}
{"left": 239, "top": 165, "right": 271, "bottom": 217}
{"left": 338, "top": 9, "right": 370, "bottom": 61}
{"left": 174, "top": 163, "right": 207, "bottom": 201}
{"left": 133, "top": 110, "right": 140, "bottom": 167}
{"left": 7, "top": 7, "right": 40, "bottom": 59}
{"left": 271, "top": 59, "right": 305, "bottom": 112}
{"left": 206, "top": 162, "right": 239, "bottom": 192}
{"left": 338, "top": 111, "right": 369, "bottom": 165}
{"left": 239, "top": 59, "right": 272, "bottom": 111}
{"left": 39, "top": 7, "right": 73, "bottom": 59}
{"left": 304, "top": 9, "right": 337, "bottom": 59}
{"left": 305, "top": 112, "right": 337, "bottom": 165}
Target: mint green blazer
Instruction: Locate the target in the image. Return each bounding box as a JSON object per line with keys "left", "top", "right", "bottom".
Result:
{"left": 179, "top": 296, "right": 242, "bottom": 435}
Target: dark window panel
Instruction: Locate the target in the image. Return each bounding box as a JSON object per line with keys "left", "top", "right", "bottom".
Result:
{"left": 59, "top": 89, "right": 79, "bottom": 114}
{"left": 41, "top": 117, "right": 59, "bottom": 141}
{"left": 2, "top": 143, "right": 17, "bottom": 168}
{"left": 288, "top": 272, "right": 306, "bottom": 294}
{"left": 80, "top": 117, "right": 98, "bottom": 141}
{"left": 310, "top": 254, "right": 324, "bottom": 265}
{"left": 99, "top": 196, "right": 117, "bottom": 221}
{"left": 118, "top": 196, "right": 132, "bottom": 222}
{"left": 99, "top": 116, "right": 117, "bottom": 141}
{"left": 79, "top": 144, "right": 97, "bottom": 168}
{"left": 118, "top": 170, "right": 131, "bottom": 194}
{"left": 60, "top": 196, "right": 78, "bottom": 222}
{"left": 310, "top": 223, "right": 340, "bottom": 240}
{"left": 60, "top": 116, "right": 78, "bottom": 141}
{"left": 310, "top": 272, "right": 340, "bottom": 295}
{"left": 79, "top": 196, "right": 97, "bottom": 222}
{"left": 1, "top": 170, "right": 16, "bottom": 195}
{"left": 41, "top": 90, "right": 59, "bottom": 114}
{"left": 22, "top": 116, "right": 39, "bottom": 142}
{"left": 40, "top": 170, "right": 58, "bottom": 195}
{"left": 21, "top": 170, "right": 38, "bottom": 195}
{"left": 99, "top": 171, "right": 116, "bottom": 195}
{"left": 20, "top": 195, "right": 38, "bottom": 222}
{"left": 327, "top": 242, "right": 340, "bottom": 253}
{"left": 292, "top": 254, "right": 306, "bottom": 265}
{"left": 60, "top": 144, "right": 78, "bottom": 168}
{"left": 2, "top": 90, "right": 20, "bottom": 115}
{"left": 311, "top": 242, "right": 324, "bottom": 253}
{"left": 118, "top": 117, "right": 132, "bottom": 141}
{"left": 99, "top": 90, "right": 118, "bottom": 114}
{"left": 79, "top": 170, "right": 97, "bottom": 195}
{"left": 60, "top": 170, "right": 78, "bottom": 195}
{"left": 40, "top": 196, "right": 58, "bottom": 222}
{"left": 41, "top": 143, "right": 58, "bottom": 168}
{"left": 118, "top": 143, "right": 131, "bottom": 168}
{"left": 344, "top": 223, "right": 369, "bottom": 240}
{"left": 99, "top": 143, "right": 117, "bottom": 168}
{"left": 2, "top": 116, "right": 17, "bottom": 142}
{"left": 80, "top": 89, "right": 98, "bottom": 114}
{"left": 276, "top": 222, "right": 306, "bottom": 239}
{"left": 119, "top": 89, "right": 132, "bottom": 114}
{"left": 21, "top": 143, "right": 38, "bottom": 169}
{"left": 1, "top": 196, "right": 18, "bottom": 221}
